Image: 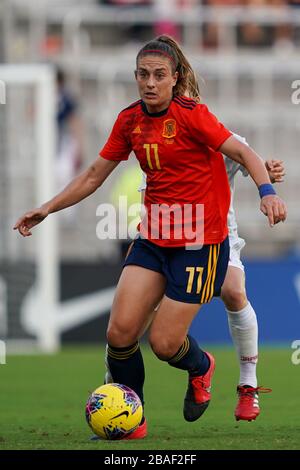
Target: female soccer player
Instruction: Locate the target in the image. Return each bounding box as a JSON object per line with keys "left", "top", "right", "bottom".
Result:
{"left": 14, "top": 35, "right": 287, "bottom": 439}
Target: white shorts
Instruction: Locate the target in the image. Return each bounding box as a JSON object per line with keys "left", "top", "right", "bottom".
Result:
{"left": 228, "top": 236, "right": 245, "bottom": 272}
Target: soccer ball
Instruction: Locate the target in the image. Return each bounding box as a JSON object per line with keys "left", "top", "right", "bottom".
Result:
{"left": 85, "top": 383, "right": 143, "bottom": 440}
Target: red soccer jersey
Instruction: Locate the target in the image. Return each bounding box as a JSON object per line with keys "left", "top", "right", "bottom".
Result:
{"left": 100, "top": 96, "right": 231, "bottom": 247}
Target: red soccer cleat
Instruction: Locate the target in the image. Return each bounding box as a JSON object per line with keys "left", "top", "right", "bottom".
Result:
{"left": 235, "top": 385, "right": 272, "bottom": 422}
{"left": 123, "top": 418, "right": 147, "bottom": 440}
{"left": 183, "top": 352, "right": 215, "bottom": 422}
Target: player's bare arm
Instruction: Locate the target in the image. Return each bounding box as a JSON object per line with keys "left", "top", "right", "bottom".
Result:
{"left": 13, "top": 157, "right": 119, "bottom": 237}
{"left": 219, "top": 135, "right": 287, "bottom": 227}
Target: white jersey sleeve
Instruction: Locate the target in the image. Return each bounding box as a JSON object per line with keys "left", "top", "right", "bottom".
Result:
{"left": 224, "top": 132, "right": 249, "bottom": 180}
{"left": 138, "top": 171, "right": 147, "bottom": 192}
{"left": 224, "top": 132, "right": 248, "bottom": 251}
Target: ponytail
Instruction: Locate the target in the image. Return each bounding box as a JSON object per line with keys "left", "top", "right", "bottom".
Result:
{"left": 137, "top": 35, "right": 201, "bottom": 102}
{"left": 156, "top": 36, "right": 200, "bottom": 102}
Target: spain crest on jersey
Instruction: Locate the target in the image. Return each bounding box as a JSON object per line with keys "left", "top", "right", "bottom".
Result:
{"left": 162, "top": 119, "right": 176, "bottom": 139}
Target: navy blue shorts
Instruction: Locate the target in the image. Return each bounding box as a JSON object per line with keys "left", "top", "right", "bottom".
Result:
{"left": 123, "top": 237, "right": 229, "bottom": 304}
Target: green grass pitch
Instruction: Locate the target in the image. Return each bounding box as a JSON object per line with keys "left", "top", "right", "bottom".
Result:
{"left": 0, "top": 346, "right": 299, "bottom": 450}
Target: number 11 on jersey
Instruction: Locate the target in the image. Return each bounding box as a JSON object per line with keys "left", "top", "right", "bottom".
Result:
{"left": 143, "top": 143, "right": 161, "bottom": 170}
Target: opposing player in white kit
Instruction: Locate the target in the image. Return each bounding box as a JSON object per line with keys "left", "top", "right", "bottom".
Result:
{"left": 136, "top": 133, "right": 285, "bottom": 421}
{"left": 218, "top": 134, "right": 284, "bottom": 421}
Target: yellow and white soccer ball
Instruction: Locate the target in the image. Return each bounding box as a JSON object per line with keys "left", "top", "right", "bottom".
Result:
{"left": 85, "top": 383, "right": 143, "bottom": 440}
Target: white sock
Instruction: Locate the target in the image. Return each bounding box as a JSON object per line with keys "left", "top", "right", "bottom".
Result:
{"left": 226, "top": 302, "right": 258, "bottom": 388}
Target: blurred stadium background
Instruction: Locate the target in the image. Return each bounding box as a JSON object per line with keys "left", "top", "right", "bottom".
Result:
{"left": 0, "top": 0, "right": 300, "bottom": 450}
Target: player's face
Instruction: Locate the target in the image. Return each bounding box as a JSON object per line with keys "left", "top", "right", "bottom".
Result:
{"left": 135, "top": 56, "right": 178, "bottom": 113}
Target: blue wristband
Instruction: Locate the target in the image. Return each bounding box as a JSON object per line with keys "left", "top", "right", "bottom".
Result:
{"left": 258, "top": 184, "right": 276, "bottom": 199}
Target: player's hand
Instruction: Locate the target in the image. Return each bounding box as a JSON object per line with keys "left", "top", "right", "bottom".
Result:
{"left": 260, "top": 195, "right": 287, "bottom": 227}
{"left": 13, "top": 206, "right": 49, "bottom": 237}
{"left": 265, "top": 159, "right": 285, "bottom": 183}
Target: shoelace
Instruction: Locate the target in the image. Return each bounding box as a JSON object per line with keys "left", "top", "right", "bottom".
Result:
{"left": 190, "top": 375, "right": 210, "bottom": 393}
{"left": 238, "top": 386, "right": 272, "bottom": 401}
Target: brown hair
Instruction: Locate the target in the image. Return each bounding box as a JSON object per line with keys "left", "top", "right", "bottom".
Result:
{"left": 136, "top": 35, "right": 201, "bottom": 102}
